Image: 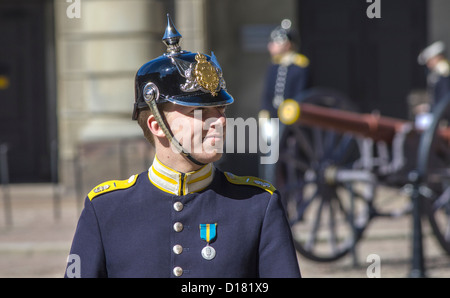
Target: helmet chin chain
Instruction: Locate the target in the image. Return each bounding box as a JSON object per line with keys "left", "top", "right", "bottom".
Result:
{"left": 144, "top": 96, "right": 206, "bottom": 167}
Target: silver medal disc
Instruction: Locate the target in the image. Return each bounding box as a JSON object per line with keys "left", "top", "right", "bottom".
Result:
{"left": 201, "top": 245, "right": 216, "bottom": 260}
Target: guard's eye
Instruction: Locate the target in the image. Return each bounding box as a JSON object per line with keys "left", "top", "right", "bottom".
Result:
{"left": 188, "top": 106, "right": 227, "bottom": 117}
{"left": 191, "top": 107, "right": 206, "bottom": 113}
{"left": 186, "top": 107, "right": 205, "bottom": 117}
{"left": 216, "top": 105, "right": 227, "bottom": 112}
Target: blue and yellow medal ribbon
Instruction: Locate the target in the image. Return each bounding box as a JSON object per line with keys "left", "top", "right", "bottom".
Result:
{"left": 199, "top": 223, "right": 217, "bottom": 244}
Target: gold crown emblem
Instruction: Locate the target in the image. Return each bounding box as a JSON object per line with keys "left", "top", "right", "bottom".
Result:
{"left": 171, "top": 52, "right": 225, "bottom": 97}
{"left": 194, "top": 53, "right": 220, "bottom": 96}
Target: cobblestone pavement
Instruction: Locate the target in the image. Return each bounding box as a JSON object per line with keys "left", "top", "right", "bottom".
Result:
{"left": 0, "top": 184, "right": 449, "bottom": 278}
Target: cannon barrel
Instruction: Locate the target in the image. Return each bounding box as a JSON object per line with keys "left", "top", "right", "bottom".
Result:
{"left": 278, "top": 100, "right": 450, "bottom": 143}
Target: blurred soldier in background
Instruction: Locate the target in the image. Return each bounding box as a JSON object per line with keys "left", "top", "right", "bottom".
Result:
{"left": 416, "top": 41, "right": 450, "bottom": 114}
{"left": 258, "top": 19, "right": 310, "bottom": 183}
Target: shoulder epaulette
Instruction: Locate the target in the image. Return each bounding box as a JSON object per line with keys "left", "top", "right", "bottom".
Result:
{"left": 224, "top": 172, "right": 276, "bottom": 194}
{"left": 88, "top": 174, "right": 139, "bottom": 201}
{"left": 293, "top": 53, "right": 309, "bottom": 68}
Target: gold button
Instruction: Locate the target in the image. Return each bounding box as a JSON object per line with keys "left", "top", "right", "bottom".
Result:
{"left": 173, "top": 222, "right": 184, "bottom": 232}
{"left": 173, "top": 244, "right": 183, "bottom": 254}
{"left": 173, "top": 202, "right": 184, "bottom": 212}
{"left": 173, "top": 266, "right": 183, "bottom": 277}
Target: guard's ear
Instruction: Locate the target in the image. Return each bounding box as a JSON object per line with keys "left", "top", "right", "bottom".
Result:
{"left": 147, "top": 114, "right": 165, "bottom": 138}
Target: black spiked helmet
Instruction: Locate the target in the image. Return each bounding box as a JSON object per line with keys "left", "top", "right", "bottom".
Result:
{"left": 132, "top": 14, "right": 234, "bottom": 120}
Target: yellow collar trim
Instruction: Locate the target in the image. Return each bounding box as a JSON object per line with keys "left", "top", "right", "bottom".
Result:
{"left": 272, "top": 51, "right": 295, "bottom": 65}
{"left": 148, "top": 156, "right": 214, "bottom": 195}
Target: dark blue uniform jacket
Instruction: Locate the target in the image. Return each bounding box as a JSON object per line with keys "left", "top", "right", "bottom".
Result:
{"left": 261, "top": 52, "right": 310, "bottom": 118}
{"left": 65, "top": 165, "right": 301, "bottom": 278}
{"left": 433, "top": 74, "right": 450, "bottom": 105}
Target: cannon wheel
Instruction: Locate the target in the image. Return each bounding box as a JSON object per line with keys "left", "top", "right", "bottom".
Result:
{"left": 417, "top": 94, "right": 450, "bottom": 255}
{"left": 275, "top": 88, "right": 377, "bottom": 262}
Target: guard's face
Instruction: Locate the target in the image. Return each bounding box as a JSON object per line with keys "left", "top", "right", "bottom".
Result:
{"left": 268, "top": 40, "right": 292, "bottom": 57}
{"left": 426, "top": 55, "right": 443, "bottom": 70}
{"left": 164, "top": 104, "right": 227, "bottom": 164}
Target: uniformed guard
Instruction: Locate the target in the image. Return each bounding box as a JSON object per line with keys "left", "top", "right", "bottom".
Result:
{"left": 418, "top": 41, "right": 450, "bottom": 109}
{"left": 259, "top": 19, "right": 310, "bottom": 120}
{"left": 65, "top": 14, "right": 301, "bottom": 278}
{"left": 258, "top": 19, "right": 310, "bottom": 183}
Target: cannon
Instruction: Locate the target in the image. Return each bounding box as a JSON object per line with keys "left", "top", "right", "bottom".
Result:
{"left": 273, "top": 89, "right": 450, "bottom": 271}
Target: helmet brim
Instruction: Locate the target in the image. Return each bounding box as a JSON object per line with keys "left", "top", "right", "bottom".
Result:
{"left": 163, "top": 89, "right": 234, "bottom": 107}
{"left": 131, "top": 89, "right": 234, "bottom": 120}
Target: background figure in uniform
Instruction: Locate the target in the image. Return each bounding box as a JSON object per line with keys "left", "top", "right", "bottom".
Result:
{"left": 417, "top": 41, "right": 450, "bottom": 114}
{"left": 258, "top": 19, "right": 310, "bottom": 184}
{"left": 65, "top": 15, "right": 301, "bottom": 278}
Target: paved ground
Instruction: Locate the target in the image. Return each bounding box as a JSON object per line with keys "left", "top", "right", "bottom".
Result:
{"left": 0, "top": 183, "right": 449, "bottom": 278}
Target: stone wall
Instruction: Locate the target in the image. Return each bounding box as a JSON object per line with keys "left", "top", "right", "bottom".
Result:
{"left": 54, "top": 0, "right": 165, "bottom": 189}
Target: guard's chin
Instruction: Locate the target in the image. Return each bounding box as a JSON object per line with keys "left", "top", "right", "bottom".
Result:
{"left": 190, "top": 151, "right": 223, "bottom": 165}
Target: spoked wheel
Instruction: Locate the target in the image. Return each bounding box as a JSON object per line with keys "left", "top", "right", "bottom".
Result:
{"left": 417, "top": 94, "right": 450, "bottom": 255}
{"left": 276, "top": 89, "right": 377, "bottom": 262}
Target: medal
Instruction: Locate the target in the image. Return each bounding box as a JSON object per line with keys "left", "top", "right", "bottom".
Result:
{"left": 201, "top": 245, "right": 216, "bottom": 260}
{"left": 199, "top": 223, "right": 217, "bottom": 260}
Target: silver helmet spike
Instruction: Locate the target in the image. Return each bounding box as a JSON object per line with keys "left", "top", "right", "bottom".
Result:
{"left": 162, "top": 14, "right": 182, "bottom": 54}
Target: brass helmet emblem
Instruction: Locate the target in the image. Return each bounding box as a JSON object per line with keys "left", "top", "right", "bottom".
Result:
{"left": 194, "top": 53, "right": 220, "bottom": 96}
